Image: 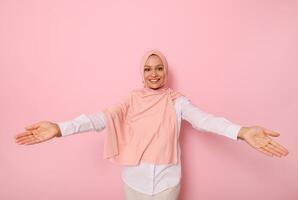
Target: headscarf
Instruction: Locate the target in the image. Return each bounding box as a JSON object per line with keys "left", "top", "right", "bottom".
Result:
{"left": 140, "top": 49, "right": 168, "bottom": 88}
{"left": 102, "top": 49, "right": 183, "bottom": 165}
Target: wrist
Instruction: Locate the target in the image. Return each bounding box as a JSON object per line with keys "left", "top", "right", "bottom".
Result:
{"left": 237, "top": 126, "right": 249, "bottom": 140}
{"left": 54, "top": 123, "right": 62, "bottom": 137}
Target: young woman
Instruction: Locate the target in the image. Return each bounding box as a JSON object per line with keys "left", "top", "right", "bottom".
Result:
{"left": 14, "top": 49, "right": 289, "bottom": 200}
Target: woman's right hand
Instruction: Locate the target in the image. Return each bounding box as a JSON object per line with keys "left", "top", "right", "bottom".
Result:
{"left": 15, "top": 121, "right": 62, "bottom": 145}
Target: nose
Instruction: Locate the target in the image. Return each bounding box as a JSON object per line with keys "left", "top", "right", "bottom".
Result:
{"left": 150, "top": 69, "right": 157, "bottom": 76}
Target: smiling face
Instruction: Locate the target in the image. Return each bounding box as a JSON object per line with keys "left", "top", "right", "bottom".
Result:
{"left": 143, "top": 54, "right": 166, "bottom": 90}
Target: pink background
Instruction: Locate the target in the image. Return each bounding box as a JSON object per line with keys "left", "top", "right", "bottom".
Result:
{"left": 1, "top": 0, "right": 297, "bottom": 199}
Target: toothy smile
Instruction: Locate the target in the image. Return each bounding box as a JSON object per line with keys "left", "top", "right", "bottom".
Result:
{"left": 149, "top": 79, "right": 160, "bottom": 83}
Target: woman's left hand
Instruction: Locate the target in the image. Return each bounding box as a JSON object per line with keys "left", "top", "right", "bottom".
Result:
{"left": 237, "top": 126, "right": 289, "bottom": 157}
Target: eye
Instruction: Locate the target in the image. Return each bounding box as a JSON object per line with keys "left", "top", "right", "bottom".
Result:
{"left": 144, "top": 68, "right": 150, "bottom": 72}
{"left": 158, "top": 67, "right": 164, "bottom": 71}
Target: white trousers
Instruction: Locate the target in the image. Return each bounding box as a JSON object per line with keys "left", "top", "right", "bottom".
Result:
{"left": 123, "top": 183, "right": 181, "bottom": 200}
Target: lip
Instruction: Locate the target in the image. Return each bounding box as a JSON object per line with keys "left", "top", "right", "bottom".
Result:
{"left": 149, "top": 78, "right": 160, "bottom": 83}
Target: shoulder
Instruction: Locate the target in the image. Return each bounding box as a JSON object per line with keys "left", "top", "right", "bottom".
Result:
{"left": 175, "top": 95, "right": 191, "bottom": 105}
{"left": 172, "top": 90, "right": 192, "bottom": 109}
{"left": 167, "top": 88, "right": 188, "bottom": 100}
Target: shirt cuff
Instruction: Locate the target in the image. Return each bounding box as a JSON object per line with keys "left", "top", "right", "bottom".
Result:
{"left": 223, "top": 124, "right": 242, "bottom": 141}
{"left": 57, "top": 121, "right": 75, "bottom": 137}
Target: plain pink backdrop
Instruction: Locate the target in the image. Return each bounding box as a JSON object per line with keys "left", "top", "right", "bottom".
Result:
{"left": 1, "top": 0, "right": 297, "bottom": 199}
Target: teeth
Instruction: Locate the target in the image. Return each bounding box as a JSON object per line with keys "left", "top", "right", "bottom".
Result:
{"left": 150, "top": 79, "right": 159, "bottom": 83}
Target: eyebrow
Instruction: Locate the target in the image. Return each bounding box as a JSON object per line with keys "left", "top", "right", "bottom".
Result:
{"left": 144, "top": 64, "right": 164, "bottom": 68}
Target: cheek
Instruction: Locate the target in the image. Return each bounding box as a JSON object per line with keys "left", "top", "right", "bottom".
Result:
{"left": 144, "top": 74, "right": 149, "bottom": 81}
{"left": 159, "top": 71, "right": 165, "bottom": 79}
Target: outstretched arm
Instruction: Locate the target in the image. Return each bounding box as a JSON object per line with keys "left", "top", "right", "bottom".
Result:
{"left": 15, "top": 112, "right": 106, "bottom": 145}
{"left": 179, "top": 97, "right": 289, "bottom": 157}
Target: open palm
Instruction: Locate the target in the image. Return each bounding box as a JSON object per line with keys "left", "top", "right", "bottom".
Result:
{"left": 15, "top": 121, "right": 61, "bottom": 145}
{"left": 240, "top": 126, "right": 289, "bottom": 157}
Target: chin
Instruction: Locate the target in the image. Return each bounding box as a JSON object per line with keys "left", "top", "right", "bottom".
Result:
{"left": 148, "top": 84, "right": 163, "bottom": 90}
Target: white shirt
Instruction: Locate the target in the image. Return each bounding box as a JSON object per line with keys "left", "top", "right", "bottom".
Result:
{"left": 57, "top": 96, "right": 242, "bottom": 195}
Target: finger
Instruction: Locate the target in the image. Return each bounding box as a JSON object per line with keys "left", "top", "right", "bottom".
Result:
{"left": 263, "top": 128, "right": 280, "bottom": 137}
{"left": 15, "top": 131, "right": 32, "bottom": 139}
{"left": 263, "top": 145, "right": 281, "bottom": 157}
{"left": 266, "top": 144, "right": 282, "bottom": 157}
{"left": 257, "top": 147, "right": 273, "bottom": 157}
{"left": 25, "top": 123, "right": 40, "bottom": 130}
{"left": 268, "top": 143, "right": 286, "bottom": 156}
{"left": 17, "top": 135, "right": 37, "bottom": 145}
{"left": 269, "top": 140, "right": 289, "bottom": 155}
{"left": 24, "top": 139, "right": 43, "bottom": 145}
{"left": 16, "top": 136, "right": 32, "bottom": 145}
{"left": 15, "top": 135, "right": 33, "bottom": 144}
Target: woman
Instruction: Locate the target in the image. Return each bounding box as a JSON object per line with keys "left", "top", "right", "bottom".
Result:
{"left": 14, "top": 49, "right": 289, "bottom": 200}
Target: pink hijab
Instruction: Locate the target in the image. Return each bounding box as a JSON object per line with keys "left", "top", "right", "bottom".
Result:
{"left": 103, "top": 49, "right": 183, "bottom": 165}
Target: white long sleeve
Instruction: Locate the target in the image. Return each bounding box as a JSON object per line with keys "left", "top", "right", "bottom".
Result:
{"left": 180, "top": 97, "right": 242, "bottom": 140}
{"left": 57, "top": 112, "right": 106, "bottom": 137}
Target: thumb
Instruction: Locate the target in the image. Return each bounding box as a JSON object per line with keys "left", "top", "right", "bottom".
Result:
{"left": 25, "top": 123, "right": 40, "bottom": 130}
{"left": 263, "top": 128, "right": 280, "bottom": 137}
